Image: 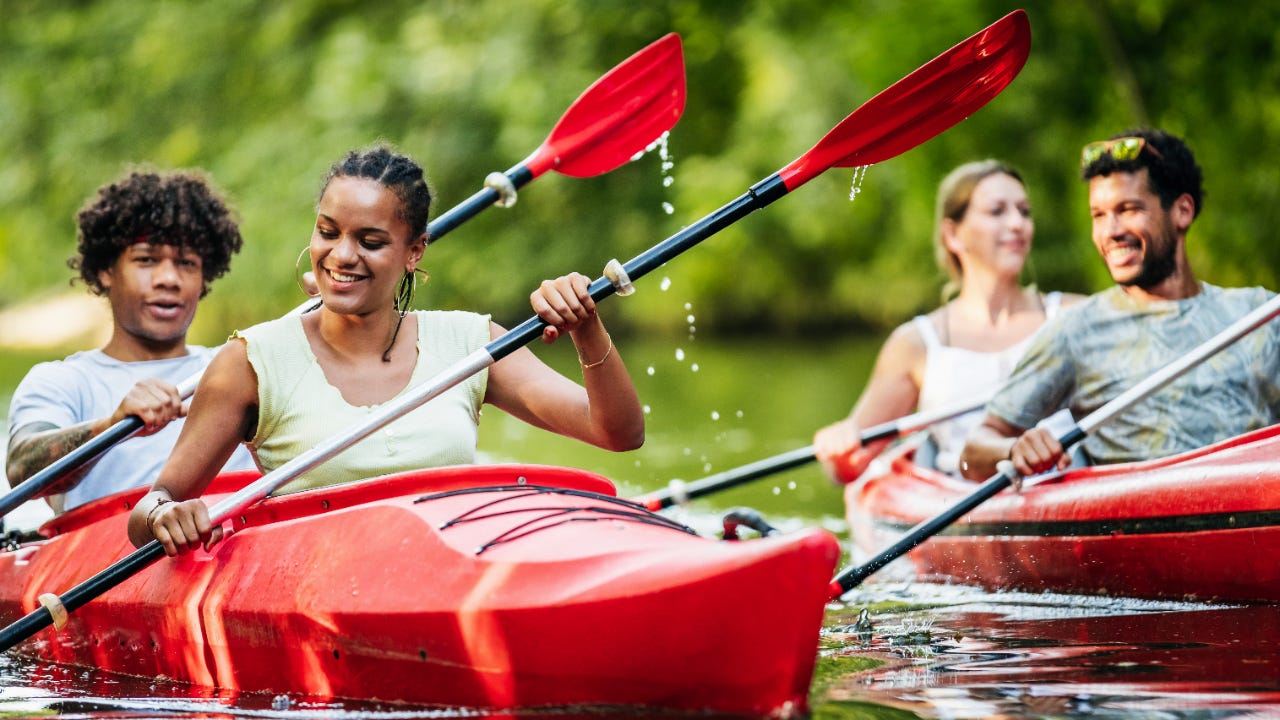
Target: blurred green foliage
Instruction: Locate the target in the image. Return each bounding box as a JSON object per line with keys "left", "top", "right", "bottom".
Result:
{"left": 2, "top": 0, "right": 1278, "bottom": 347}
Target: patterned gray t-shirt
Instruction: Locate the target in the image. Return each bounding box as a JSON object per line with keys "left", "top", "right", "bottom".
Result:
{"left": 987, "top": 283, "right": 1280, "bottom": 464}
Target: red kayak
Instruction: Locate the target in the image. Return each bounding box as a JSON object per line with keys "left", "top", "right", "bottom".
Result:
{"left": 846, "top": 425, "right": 1280, "bottom": 602}
{"left": 0, "top": 465, "right": 839, "bottom": 716}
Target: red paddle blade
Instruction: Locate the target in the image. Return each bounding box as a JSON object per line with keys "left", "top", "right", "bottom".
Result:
{"left": 522, "top": 33, "right": 686, "bottom": 179}
{"left": 779, "top": 10, "right": 1031, "bottom": 190}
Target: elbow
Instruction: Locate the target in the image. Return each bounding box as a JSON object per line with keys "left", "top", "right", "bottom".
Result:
{"left": 608, "top": 426, "right": 645, "bottom": 453}
{"left": 597, "top": 420, "right": 644, "bottom": 453}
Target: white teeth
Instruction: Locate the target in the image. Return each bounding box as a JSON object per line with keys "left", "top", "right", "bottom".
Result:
{"left": 330, "top": 271, "right": 361, "bottom": 282}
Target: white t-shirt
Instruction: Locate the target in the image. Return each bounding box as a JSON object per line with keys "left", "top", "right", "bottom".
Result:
{"left": 7, "top": 347, "right": 256, "bottom": 511}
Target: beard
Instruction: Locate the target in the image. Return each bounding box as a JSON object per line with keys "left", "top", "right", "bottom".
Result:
{"left": 1118, "top": 218, "right": 1178, "bottom": 290}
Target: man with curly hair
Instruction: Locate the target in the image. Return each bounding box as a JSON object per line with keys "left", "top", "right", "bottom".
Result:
{"left": 6, "top": 169, "right": 256, "bottom": 514}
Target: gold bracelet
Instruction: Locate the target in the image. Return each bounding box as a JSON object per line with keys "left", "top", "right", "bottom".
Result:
{"left": 579, "top": 334, "right": 614, "bottom": 369}
{"left": 146, "top": 497, "right": 173, "bottom": 533}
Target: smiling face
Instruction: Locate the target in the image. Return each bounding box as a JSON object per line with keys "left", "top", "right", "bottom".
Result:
{"left": 1088, "top": 169, "right": 1190, "bottom": 290}
{"left": 98, "top": 242, "right": 204, "bottom": 359}
{"left": 943, "top": 172, "right": 1034, "bottom": 279}
{"left": 309, "top": 176, "right": 424, "bottom": 316}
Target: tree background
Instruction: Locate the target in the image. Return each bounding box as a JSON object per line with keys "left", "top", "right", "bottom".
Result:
{"left": 2, "top": 0, "right": 1277, "bottom": 348}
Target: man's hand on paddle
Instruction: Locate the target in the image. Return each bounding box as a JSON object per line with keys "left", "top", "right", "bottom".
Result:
{"left": 1008, "top": 426, "right": 1071, "bottom": 477}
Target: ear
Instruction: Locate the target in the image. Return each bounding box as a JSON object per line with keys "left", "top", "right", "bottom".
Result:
{"left": 1170, "top": 193, "right": 1195, "bottom": 233}
{"left": 406, "top": 233, "right": 426, "bottom": 270}
{"left": 940, "top": 217, "right": 965, "bottom": 256}
{"left": 97, "top": 267, "right": 114, "bottom": 291}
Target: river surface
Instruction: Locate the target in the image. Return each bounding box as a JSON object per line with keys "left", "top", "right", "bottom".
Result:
{"left": 2, "top": 334, "right": 1279, "bottom": 719}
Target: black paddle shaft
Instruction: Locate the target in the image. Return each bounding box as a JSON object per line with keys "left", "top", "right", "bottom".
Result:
{"left": 0, "top": 417, "right": 143, "bottom": 519}
{"left": 428, "top": 165, "right": 535, "bottom": 240}
{"left": 487, "top": 175, "right": 790, "bottom": 362}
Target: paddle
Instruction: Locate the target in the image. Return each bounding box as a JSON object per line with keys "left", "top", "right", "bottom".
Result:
{"left": 830, "top": 292, "right": 1280, "bottom": 598}
{"left": 0, "top": 9, "right": 1029, "bottom": 652}
{"left": 0, "top": 34, "right": 686, "bottom": 524}
{"left": 636, "top": 396, "right": 988, "bottom": 511}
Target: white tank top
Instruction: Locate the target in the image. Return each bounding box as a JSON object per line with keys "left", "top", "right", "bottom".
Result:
{"left": 913, "top": 291, "right": 1062, "bottom": 474}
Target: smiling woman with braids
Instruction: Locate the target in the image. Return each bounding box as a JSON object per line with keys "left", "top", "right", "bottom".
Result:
{"left": 128, "top": 143, "right": 645, "bottom": 554}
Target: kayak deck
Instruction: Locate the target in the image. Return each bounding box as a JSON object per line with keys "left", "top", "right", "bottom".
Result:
{"left": 848, "top": 424, "right": 1280, "bottom": 602}
{"left": 2, "top": 464, "right": 839, "bottom": 716}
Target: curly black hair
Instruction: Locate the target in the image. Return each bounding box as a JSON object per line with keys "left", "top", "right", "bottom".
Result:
{"left": 69, "top": 169, "right": 244, "bottom": 298}
{"left": 320, "top": 143, "right": 433, "bottom": 238}
{"left": 1080, "top": 127, "right": 1205, "bottom": 220}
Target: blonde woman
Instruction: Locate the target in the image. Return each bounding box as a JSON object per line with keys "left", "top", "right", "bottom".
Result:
{"left": 814, "top": 160, "right": 1080, "bottom": 480}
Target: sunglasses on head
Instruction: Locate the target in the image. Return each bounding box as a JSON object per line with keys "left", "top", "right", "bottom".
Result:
{"left": 1080, "top": 136, "right": 1164, "bottom": 168}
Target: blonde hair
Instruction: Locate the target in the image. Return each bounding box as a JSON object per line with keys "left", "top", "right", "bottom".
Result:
{"left": 933, "top": 159, "right": 1025, "bottom": 300}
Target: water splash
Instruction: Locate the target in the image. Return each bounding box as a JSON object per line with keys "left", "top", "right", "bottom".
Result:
{"left": 646, "top": 365, "right": 656, "bottom": 376}
{"left": 710, "top": 411, "right": 720, "bottom": 421}
{"left": 660, "top": 276, "right": 672, "bottom": 291}
{"left": 674, "top": 348, "right": 685, "bottom": 362}
{"left": 632, "top": 131, "right": 677, "bottom": 215}
{"left": 848, "top": 165, "right": 871, "bottom": 201}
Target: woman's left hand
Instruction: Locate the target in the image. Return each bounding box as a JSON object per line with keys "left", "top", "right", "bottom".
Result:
{"left": 530, "top": 272, "right": 598, "bottom": 343}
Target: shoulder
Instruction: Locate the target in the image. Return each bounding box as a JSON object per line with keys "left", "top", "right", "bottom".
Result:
{"left": 201, "top": 339, "right": 257, "bottom": 394}
{"left": 13, "top": 350, "right": 102, "bottom": 392}
{"left": 233, "top": 314, "right": 302, "bottom": 342}
{"left": 1204, "top": 283, "right": 1274, "bottom": 307}
{"left": 879, "top": 318, "right": 929, "bottom": 366}
{"left": 418, "top": 309, "right": 490, "bottom": 332}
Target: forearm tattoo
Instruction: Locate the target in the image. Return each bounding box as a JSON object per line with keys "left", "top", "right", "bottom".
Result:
{"left": 6, "top": 421, "right": 94, "bottom": 494}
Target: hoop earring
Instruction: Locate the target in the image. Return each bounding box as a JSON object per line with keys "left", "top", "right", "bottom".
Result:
{"left": 393, "top": 270, "right": 416, "bottom": 316}
{"left": 294, "top": 246, "right": 319, "bottom": 297}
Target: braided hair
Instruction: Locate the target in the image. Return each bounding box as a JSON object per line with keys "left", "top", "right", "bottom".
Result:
{"left": 320, "top": 144, "right": 433, "bottom": 238}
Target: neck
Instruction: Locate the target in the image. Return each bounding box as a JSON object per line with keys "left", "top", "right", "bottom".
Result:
{"left": 951, "top": 272, "right": 1033, "bottom": 325}
{"left": 101, "top": 331, "right": 189, "bottom": 363}
{"left": 315, "top": 306, "right": 403, "bottom": 360}
{"left": 1119, "top": 249, "right": 1200, "bottom": 303}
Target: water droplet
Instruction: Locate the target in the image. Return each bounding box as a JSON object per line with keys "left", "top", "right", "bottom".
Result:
{"left": 711, "top": 411, "right": 720, "bottom": 421}
{"left": 788, "top": 481, "right": 797, "bottom": 490}
{"left": 661, "top": 202, "right": 674, "bottom": 215}
{"left": 690, "top": 363, "right": 699, "bottom": 372}
{"left": 663, "top": 176, "right": 674, "bottom": 187}
{"left": 674, "top": 348, "right": 685, "bottom": 361}
{"left": 684, "top": 302, "right": 692, "bottom": 311}
{"left": 683, "top": 447, "right": 692, "bottom": 456}
{"left": 646, "top": 366, "right": 656, "bottom": 376}
{"left": 643, "top": 405, "right": 651, "bottom": 415}
{"left": 660, "top": 276, "right": 672, "bottom": 291}
{"left": 686, "top": 314, "right": 695, "bottom": 324}
{"left": 736, "top": 410, "right": 744, "bottom": 418}
{"left": 772, "top": 486, "right": 781, "bottom": 495}
{"left": 848, "top": 165, "right": 871, "bottom": 201}
{"left": 703, "top": 463, "right": 713, "bottom": 472}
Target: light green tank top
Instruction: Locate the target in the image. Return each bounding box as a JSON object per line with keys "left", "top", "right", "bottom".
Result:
{"left": 234, "top": 311, "right": 490, "bottom": 493}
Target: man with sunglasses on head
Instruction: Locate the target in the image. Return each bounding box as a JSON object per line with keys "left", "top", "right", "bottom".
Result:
{"left": 959, "top": 128, "right": 1280, "bottom": 480}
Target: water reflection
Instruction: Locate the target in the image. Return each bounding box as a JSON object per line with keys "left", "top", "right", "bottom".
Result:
{"left": 825, "top": 583, "right": 1280, "bottom": 718}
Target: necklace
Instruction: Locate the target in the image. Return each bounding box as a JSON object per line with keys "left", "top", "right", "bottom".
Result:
{"left": 382, "top": 311, "right": 407, "bottom": 362}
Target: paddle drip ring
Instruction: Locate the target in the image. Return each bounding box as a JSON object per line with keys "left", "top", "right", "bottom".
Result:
{"left": 484, "top": 172, "right": 518, "bottom": 208}
{"left": 38, "top": 593, "right": 68, "bottom": 631}
{"left": 603, "top": 259, "right": 635, "bottom": 296}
